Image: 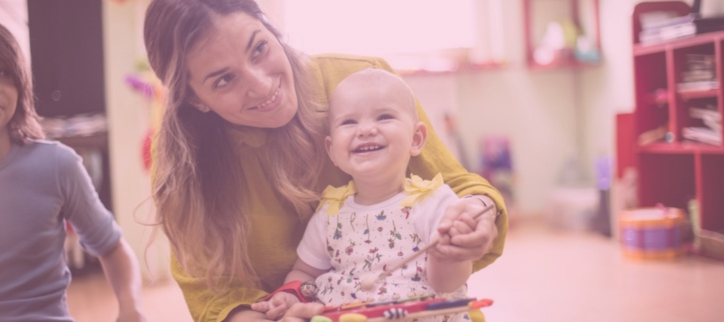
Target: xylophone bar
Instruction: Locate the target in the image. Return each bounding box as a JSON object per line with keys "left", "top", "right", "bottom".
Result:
{"left": 338, "top": 299, "right": 494, "bottom": 322}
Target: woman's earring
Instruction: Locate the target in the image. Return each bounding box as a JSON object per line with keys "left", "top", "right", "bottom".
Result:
{"left": 201, "top": 105, "right": 211, "bottom": 113}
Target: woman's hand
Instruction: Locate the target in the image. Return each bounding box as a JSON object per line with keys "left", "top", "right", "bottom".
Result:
{"left": 431, "top": 195, "right": 498, "bottom": 262}
{"left": 227, "top": 302, "right": 325, "bottom": 322}
{"left": 250, "top": 292, "right": 300, "bottom": 320}
{"left": 277, "top": 302, "right": 325, "bottom": 322}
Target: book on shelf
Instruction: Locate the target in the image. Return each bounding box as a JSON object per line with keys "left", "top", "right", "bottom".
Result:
{"left": 689, "top": 105, "right": 720, "bottom": 120}
{"left": 682, "top": 126, "right": 722, "bottom": 145}
{"left": 639, "top": 14, "right": 724, "bottom": 44}
{"left": 683, "top": 71, "right": 715, "bottom": 82}
{"left": 689, "top": 106, "right": 722, "bottom": 133}
{"left": 676, "top": 80, "right": 719, "bottom": 92}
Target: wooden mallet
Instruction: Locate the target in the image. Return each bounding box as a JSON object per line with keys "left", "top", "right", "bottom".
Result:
{"left": 360, "top": 203, "right": 495, "bottom": 292}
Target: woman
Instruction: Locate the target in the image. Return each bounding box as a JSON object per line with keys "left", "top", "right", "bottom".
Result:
{"left": 143, "top": 0, "right": 508, "bottom": 321}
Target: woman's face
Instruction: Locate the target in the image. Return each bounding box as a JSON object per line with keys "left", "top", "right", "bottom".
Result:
{"left": 185, "top": 12, "right": 297, "bottom": 128}
{"left": 0, "top": 63, "right": 18, "bottom": 139}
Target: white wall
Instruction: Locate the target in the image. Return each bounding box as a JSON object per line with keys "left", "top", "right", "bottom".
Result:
{"left": 0, "top": 0, "right": 30, "bottom": 64}
{"left": 102, "top": 0, "right": 169, "bottom": 282}
{"left": 406, "top": 1, "right": 583, "bottom": 215}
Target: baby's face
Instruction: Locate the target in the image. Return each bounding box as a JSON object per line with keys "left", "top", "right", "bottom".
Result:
{"left": 325, "top": 72, "right": 423, "bottom": 185}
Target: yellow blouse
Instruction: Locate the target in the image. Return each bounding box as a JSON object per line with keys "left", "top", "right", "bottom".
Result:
{"left": 170, "top": 54, "right": 508, "bottom": 322}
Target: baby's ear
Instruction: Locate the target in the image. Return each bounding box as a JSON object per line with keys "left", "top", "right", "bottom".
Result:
{"left": 410, "top": 122, "right": 427, "bottom": 156}
{"left": 325, "top": 136, "right": 337, "bottom": 166}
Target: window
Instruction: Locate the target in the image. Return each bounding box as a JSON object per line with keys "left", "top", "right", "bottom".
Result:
{"left": 281, "top": 0, "right": 505, "bottom": 72}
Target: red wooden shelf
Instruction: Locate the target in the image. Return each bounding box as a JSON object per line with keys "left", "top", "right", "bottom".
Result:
{"left": 626, "top": 1, "right": 724, "bottom": 233}
{"left": 527, "top": 59, "right": 600, "bottom": 71}
{"left": 638, "top": 142, "right": 724, "bottom": 154}
{"left": 397, "top": 61, "right": 507, "bottom": 77}
{"left": 634, "top": 30, "right": 724, "bottom": 56}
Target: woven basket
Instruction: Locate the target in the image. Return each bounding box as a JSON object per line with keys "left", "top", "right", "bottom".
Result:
{"left": 698, "top": 229, "right": 724, "bottom": 260}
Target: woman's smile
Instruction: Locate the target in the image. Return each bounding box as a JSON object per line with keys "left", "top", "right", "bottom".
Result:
{"left": 250, "top": 82, "right": 282, "bottom": 111}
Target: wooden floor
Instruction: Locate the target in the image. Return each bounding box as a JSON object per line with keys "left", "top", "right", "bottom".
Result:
{"left": 67, "top": 219, "right": 724, "bottom": 322}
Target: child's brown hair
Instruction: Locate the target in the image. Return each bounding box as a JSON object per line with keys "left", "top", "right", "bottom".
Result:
{"left": 0, "top": 23, "right": 44, "bottom": 144}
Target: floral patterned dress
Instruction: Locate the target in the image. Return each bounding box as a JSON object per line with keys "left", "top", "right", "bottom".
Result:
{"left": 297, "top": 174, "right": 471, "bottom": 321}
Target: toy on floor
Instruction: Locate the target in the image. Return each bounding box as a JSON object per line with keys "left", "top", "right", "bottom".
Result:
{"left": 312, "top": 296, "right": 493, "bottom": 322}
{"left": 619, "top": 205, "right": 686, "bottom": 259}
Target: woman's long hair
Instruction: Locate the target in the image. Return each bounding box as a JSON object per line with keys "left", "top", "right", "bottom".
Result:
{"left": 144, "top": 0, "right": 325, "bottom": 289}
{"left": 0, "top": 23, "right": 44, "bottom": 144}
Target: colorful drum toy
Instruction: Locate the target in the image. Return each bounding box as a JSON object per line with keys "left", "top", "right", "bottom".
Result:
{"left": 619, "top": 206, "right": 686, "bottom": 259}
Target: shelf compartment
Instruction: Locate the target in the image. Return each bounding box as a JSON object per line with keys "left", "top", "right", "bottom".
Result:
{"left": 634, "top": 52, "right": 669, "bottom": 137}
{"left": 639, "top": 142, "right": 724, "bottom": 154}
{"left": 638, "top": 153, "right": 696, "bottom": 211}
{"left": 699, "top": 154, "right": 724, "bottom": 231}
{"left": 676, "top": 97, "right": 720, "bottom": 145}
{"left": 523, "top": 0, "right": 601, "bottom": 70}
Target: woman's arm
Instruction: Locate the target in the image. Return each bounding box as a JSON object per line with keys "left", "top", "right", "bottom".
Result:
{"left": 97, "top": 239, "right": 146, "bottom": 322}
{"left": 170, "top": 256, "right": 269, "bottom": 322}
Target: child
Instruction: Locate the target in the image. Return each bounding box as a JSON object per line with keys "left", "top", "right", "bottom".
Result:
{"left": 252, "top": 69, "right": 484, "bottom": 321}
{"left": 0, "top": 23, "right": 146, "bottom": 322}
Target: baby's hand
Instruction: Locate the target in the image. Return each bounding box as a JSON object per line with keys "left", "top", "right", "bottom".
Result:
{"left": 431, "top": 216, "right": 476, "bottom": 263}
{"left": 431, "top": 196, "right": 497, "bottom": 262}
{"left": 250, "top": 292, "right": 301, "bottom": 320}
{"left": 447, "top": 215, "right": 477, "bottom": 238}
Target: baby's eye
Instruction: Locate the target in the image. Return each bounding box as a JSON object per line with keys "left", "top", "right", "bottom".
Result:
{"left": 340, "top": 119, "right": 357, "bottom": 126}
{"left": 377, "top": 113, "right": 395, "bottom": 121}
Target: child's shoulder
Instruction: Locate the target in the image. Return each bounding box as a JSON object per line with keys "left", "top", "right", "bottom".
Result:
{"left": 18, "top": 140, "right": 79, "bottom": 164}
{"left": 402, "top": 173, "right": 456, "bottom": 206}
{"left": 318, "top": 181, "right": 357, "bottom": 215}
{"left": 24, "top": 139, "right": 74, "bottom": 154}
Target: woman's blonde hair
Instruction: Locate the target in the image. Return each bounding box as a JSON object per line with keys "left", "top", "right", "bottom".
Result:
{"left": 0, "top": 23, "right": 44, "bottom": 144}
{"left": 144, "top": 0, "right": 325, "bottom": 289}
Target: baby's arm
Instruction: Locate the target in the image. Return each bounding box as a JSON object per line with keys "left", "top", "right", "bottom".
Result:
{"left": 285, "top": 258, "right": 327, "bottom": 285}
{"left": 427, "top": 219, "right": 475, "bottom": 293}
{"left": 422, "top": 186, "right": 482, "bottom": 293}
{"left": 250, "top": 259, "right": 327, "bottom": 320}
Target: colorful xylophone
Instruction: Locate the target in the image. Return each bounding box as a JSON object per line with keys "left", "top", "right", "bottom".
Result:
{"left": 310, "top": 296, "right": 493, "bottom": 322}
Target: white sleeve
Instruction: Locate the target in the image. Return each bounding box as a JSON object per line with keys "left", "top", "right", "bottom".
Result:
{"left": 412, "top": 184, "right": 460, "bottom": 244}
{"left": 296, "top": 205, "right": 332, "bottom": 270}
